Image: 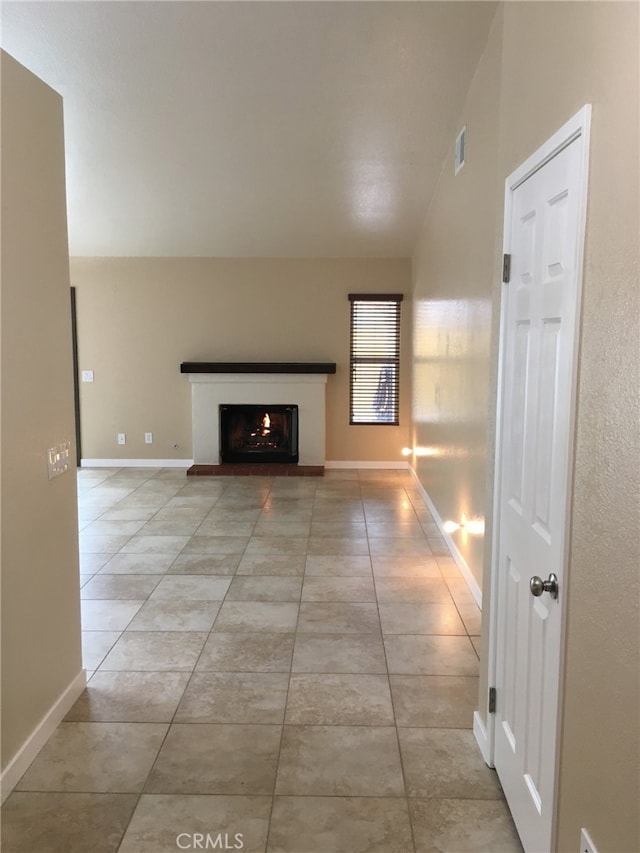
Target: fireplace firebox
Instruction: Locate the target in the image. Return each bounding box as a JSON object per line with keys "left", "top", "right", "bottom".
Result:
{"left": 219, "top": 405, "right": 299, "bottom": 464}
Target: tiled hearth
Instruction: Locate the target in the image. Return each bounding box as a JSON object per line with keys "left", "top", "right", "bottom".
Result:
{"left": 188, "top": 463, "right": 325, "bottom": 477}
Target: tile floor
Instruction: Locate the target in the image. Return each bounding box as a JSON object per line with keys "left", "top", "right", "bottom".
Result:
{"left": 1, "top": 467, "right": 523, "bottom": 852}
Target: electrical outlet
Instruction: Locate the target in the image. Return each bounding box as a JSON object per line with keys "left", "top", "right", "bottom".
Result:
{"left": 144, "top": 432, "right": 153, "bottom": 444}
{"left": 580, "top": 828, "right": 599, "bottom": 853}
{"left": 81, "top": 370, "right": 94, "bottom": 382}
{"left": 117, "top": 433, "right": 126, "bottom": 445}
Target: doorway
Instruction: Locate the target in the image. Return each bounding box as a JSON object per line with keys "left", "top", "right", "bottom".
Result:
{"left": 70, "top": 286, "right": 82, "bottom": 467}
{"left": 486, "top": 106, "right": 591, "bottom": 852}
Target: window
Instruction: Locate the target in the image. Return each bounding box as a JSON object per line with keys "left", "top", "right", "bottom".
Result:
{"left": 349, "top": 293, "right": 403, "bottom": 425}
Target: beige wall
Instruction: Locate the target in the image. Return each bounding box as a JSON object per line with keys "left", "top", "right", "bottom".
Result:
{"left": 497, "top": 4, "right": 639, "bottom": 851}
{"left": 1, "top": 53, "right": 82, "bottom": 774}
{"left": 411, "top": 8, "right": 503, "bottom": 589}
{"left": 411, "top": 4, "right": 639, "bottom": 852}
{"left": 69, "top": 257, "right": 412, "bottom": 464}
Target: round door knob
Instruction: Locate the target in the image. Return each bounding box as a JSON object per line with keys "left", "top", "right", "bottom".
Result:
{"left": 529, "top": 573, "right": 559, "bottom": 599}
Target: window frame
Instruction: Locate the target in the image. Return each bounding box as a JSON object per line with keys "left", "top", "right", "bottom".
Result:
{"left": 348, "top": 293, "right": 403, "bottom": 426}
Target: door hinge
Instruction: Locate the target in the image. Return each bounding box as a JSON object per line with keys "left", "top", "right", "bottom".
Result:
{"left": 502, "top": 254, "right": 511, "bottom": 283}
{"left": 489, "top": 687, "right": 497, "bottom": 714}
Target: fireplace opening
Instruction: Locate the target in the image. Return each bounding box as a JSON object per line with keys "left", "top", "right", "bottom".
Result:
{"left": 219, "top": 404, "right": 299, "bottom": 464}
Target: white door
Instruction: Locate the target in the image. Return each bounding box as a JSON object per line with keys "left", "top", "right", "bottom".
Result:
{"left": 492, "top": 108, "right": 590, "bottom": 853}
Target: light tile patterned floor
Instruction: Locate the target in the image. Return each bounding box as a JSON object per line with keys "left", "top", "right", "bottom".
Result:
{"left": 1, "top": 468, "right": 523, "bottom": 852}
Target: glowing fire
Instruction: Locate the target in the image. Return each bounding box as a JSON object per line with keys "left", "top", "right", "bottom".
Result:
{"left": 249, "top": 412, "right": 272, "bottom": 439}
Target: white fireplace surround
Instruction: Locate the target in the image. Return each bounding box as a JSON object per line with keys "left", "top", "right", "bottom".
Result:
{"left": 188, "top": 372, "right": 329, "bottom": 466}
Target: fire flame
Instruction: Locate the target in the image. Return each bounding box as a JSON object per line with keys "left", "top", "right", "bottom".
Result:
{"left": 261, "top": 413, "right": 271, "bottom": 435}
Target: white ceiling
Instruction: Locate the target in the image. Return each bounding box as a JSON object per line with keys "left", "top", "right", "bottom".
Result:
{"left": 1, "top": 1, "right": 496, "bottom": 258}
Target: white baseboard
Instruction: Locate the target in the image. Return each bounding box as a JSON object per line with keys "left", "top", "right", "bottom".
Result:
{"left": 82, "top": 459, "right": 409, "bottom": 472}
{"left": 81, "top": 459, "right": 194, "bottom": 468}
{"left": 1, "top": 669, "right": 87, "bottom": 804}
{"left": 473, "top": 709, "right": 493, "bottom": 767}
{"left": 325, "top": 461, "right": 410, "bottom": 470}
{"left": 409, "top": 467, "right": 483, "bottom": 608}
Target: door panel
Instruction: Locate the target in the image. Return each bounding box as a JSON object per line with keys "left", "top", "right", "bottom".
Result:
{"left": 494, "top": 129, "right": 587, "bottom": 853}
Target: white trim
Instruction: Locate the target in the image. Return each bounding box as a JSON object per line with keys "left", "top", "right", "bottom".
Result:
{"left": 81, "top": 458, "right": 194, "bottom": 468}
{"left": 325, "top": 460, "right": 410, "bottom": 470}
{"left": 0, "top": 669, "right": 86, "bottom": 803}
{"left": 508, "top": 105, "right": 591, "bottom": 191}
{"left": 409, "top": 467, "right": 483, "bottom": 607}
{"left": 487, "top": 105, "right": 591, "bottom": 835}
{"left": 474, "top": 710, "right": 492, "bottom": 767}
{"left": 82, "top": 459, "right": 411, "bottom": 471}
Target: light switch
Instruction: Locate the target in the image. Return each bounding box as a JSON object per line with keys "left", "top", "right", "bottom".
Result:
{"left": 47, "top": 441, "right": 71, "bottom": 479}
{"left": 81, "top": 370, "right": 94, "bottom": 382}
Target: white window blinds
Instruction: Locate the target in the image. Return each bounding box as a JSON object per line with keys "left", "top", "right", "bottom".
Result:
{"left": 349, "top": 294, "right": 403, "bottom": 425}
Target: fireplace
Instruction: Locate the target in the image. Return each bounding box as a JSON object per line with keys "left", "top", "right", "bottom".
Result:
{"left": 219, "top": 404, "right": 299, "bottom": 464}
{"left": 182, "top": 363, "right": 336, "bottom": 469}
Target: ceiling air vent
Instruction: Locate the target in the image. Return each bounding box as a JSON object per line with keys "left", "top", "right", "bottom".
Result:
{"left": 455, "top": 126, "right": 466, "bottom": 175}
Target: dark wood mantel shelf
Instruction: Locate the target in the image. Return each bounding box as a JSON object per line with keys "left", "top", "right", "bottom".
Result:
{"left": 180, "top": 362, "right": 336, "bottom": 374}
